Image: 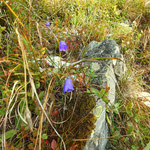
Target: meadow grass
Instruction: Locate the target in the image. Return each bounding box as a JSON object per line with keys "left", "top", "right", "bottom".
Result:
{"left": 0, "top": 0, "right": 150, "bottom": 149}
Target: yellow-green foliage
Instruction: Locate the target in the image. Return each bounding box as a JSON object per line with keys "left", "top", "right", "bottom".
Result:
{"left": 0, "top": 0, "right": 149, "bottom": 149}
{"left": 0, "top": 25, "right": 6, "bottom": 48}
{"left": 39, "top": 0, "right": 149, "bottom": 49}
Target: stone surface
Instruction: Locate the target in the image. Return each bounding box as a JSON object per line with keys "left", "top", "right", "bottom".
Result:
{"left": 84, "top": 99, "right": 108, "bottom": 150}
{"left": 83, "top": 39, "right": 120, "bottom": 88}
{"left": 83, "top": 39, "right": 123, "bottom": 150}
{"left": 138, "top": 92, "right": 150, "bottom": 108}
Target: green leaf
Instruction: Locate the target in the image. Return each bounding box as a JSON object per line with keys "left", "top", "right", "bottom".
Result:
{"left": 144, "top": 142, "right": 150, "bottom": 150}
{"left": 0, "top": 129, "right": 17, "bottom": 143}
{"left": 35, "top": 81, "right": 40, "bottom": 89}
{"left": 42, "top": 133, "right": 48, "bottom": 140}
{"left": 90, "top": 87, "right": 109, "bottom": 103}
{"left": 0, "top": 14, "right": 6, "bottom": 18}
{"left": 90, "top": 87, "right": 101, "bottom": 97}
{"left": 0, "top": 108, "right": 6, "bottom": 117}
{"left": 131, "top": 145, "right": 138, "bottom": 150}
{"left": 0, "top": 26, "right": 6, "bottom": 32}
{"left": 39, "top": 91, "right": 45, "bottom": 99}
{"left": 128, "top": 126, "right": 134, "bottom": 134}
{"left": 27, "top": 92, "right": 32, "bottom": 97}
{"left": 114, "top": 103, "right": 120, "bottom": 108}
{"left": 127, "top": 121, "right": 134, "bottom": 134}
{"left": 86, "top": 89, "right": 91, "bottom": 94}
{"left": 113, "top": 131, "right": 120, "bottom": 139}
{"left": 106, "top": 114, "right": 112, "bottom": 125}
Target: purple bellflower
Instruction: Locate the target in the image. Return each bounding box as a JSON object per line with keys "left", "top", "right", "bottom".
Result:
{"left": 46, "top": 21, "right": 50, "bottom": 27}
{"left": 59, "top": 41, "right": 68, "bottom": 52}
{"left": 63, "top": 78, "right": 74, "bottom": 93}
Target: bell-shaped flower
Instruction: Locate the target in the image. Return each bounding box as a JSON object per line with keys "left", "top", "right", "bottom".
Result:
{"left": 46, "top": 21, "right": 50, "bottom": 27}
{"left": 59, "top": 41, "right": 68, "bottom": 52}
{"left": 63, "top": 78, "right": 74, "bottom": 93}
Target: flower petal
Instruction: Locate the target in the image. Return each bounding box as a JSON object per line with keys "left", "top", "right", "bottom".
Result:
{"left": 63, "top": 78, "right": 74, "bottom": 93}
{"left": 59, "top": 41, "right": 68, "bottom": 52}
{"left": 46, "top": 21, "right": 50, "bottom": 27}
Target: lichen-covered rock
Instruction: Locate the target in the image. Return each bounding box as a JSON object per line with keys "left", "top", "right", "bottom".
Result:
{"left": 84, "top": 98, "right": 108, "bottom": 150}
{"left": 83, "top": 39, "right": 123, "bottom": 150}
{"left": 83, "top": 39, "right": 120, "bottom": 87}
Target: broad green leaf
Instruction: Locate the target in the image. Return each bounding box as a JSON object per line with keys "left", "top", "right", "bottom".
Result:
{"left": 90, "top": 87, "right": 101, "bottom": 97}
{"left": 0, "top": 129, "right": 17, "bottom": 143}
{"left": 144, "top": 142, "right": 150, "bottom": 150}
{"left": 35, "top": 81, "right": 40, "bottom": 89}
{"left": 42, "top": 133, "right": 48, "bottom": 140}
{"left": 90, "top": 87, "right": 109, "bottom": 103}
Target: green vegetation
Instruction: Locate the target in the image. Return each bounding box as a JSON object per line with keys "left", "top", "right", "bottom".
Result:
{"left": 0, "top": 0, "right": 150, "bottom": 149}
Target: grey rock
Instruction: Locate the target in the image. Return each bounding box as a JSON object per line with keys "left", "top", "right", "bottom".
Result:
{"left": 83, "top": 39, "right": 120, "bottom": 88}
{"left": 84, "top": 98, "right": 108, "bottom": 150}
{"left": 83, "top": 39, "right": 123, "bottom": 150}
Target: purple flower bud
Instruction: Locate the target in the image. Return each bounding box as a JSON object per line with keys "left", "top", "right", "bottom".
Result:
{"left": 59, "top": 41, "right": 68, "bottom": 52}
{"left": 63, "top": 78, "right": 74, "bottom": 93}
{"left": 46, "top": 21, "right": 50, "bottom": 27}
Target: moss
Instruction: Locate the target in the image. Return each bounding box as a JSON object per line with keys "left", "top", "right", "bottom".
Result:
{"left": 61, "top": 91, "right": 97, "bottom": 149}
